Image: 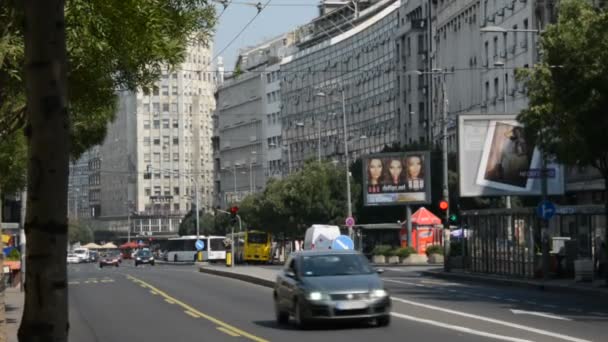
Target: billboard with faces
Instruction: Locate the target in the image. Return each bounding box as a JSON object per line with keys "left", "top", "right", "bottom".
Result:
{"left": 363, "top": 151, "right": 432, "bottom": 206}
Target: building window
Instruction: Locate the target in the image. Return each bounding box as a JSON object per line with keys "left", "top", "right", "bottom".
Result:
{"left": 173, "top": 137, "right": 179, "bottom": 145}
{"left": 173, "top": 120, "right": 179, "bottom": 128}
{"left": 153, "top": 120, "right": 160, "bottom": 129}
{"left": 145, "top": 188, "right": 151, "bottom": 196}
{"left": 172, "top": 86, "right": 178, "bottom": 95}
{"left": 173, "top": 203, "right": 180, "bottom": 212}
{"left": 163, "top": 153, "right": 170, "bottom": 162}
{"left": 153, "top": 138, "right": 160, "bottom": 145}
{"left": 407, "top": 37, "right": 411, "bottom": 56}
{"left": 144, "top": 153, "right": 151, "bottom": 162}
{"left": 173, "top": 153, "right": 179, "bottom": 161}
{"left": 144, "top": 120, "right": 150, "bottom": 129}
{"left": 143, "top": 104, "right": 150, "bottom": 113}
{"left": 152, "top": 103, "right": 160, "bottom": 113}
{"left": 153, "top": 152, "right": 161, "bottom": 162}
{"left": 162, "top": 85, "right": 169, "bottom": 96}
{"left": 144, "top": 137, "right": 150, "bottom": 146}
{"left": 170, "top": 103, "right": 178, "bottom": 113}
{"left": 162, "top": 103, "right": 169, "bottom": 112}
{"left": 174, "top": 187, "right": 180, "bottom": 195}
{"left": 153, "top": 86, "right": 159, "bottom": 96}
{"left": 154, "top": 186, "right": 161, "bottom": 195}
{"left": 162, "top": 119, "right": 170, "bottom": 129}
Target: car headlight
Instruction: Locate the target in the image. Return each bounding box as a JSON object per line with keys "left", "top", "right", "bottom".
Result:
{"left": 136, "top": 257, "right": 141, "bottom": 261}
{"left": 370, "top": 289, "right": 388, "bottom": 298}
{"left": 149, "top": 257, "right": 154, "bottom": 261}
{"left": 307, "top": 291, "right": 324, "bottom": 301}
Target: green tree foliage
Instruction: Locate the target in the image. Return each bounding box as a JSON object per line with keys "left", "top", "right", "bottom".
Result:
{"left": 68, "top": 221, "right": 93, "bottom": 244}
{"left": 0, "top": 0, "right": 216, "bottom": 158}
{"left": 238, "top": 161, "right": 358, "bottom": 238}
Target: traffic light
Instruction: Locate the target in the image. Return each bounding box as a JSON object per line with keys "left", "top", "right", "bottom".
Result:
{"left": 449, "top": 213, "right": 458, "bottom": 223}
{"left": 439, "top": 200, "right": 449, "bottom": 211}
{"left": 230, "top": 206, "right": 239, "bottom": 225}
{"left": 230, "top": 206, "right": 239, "bottom": 218}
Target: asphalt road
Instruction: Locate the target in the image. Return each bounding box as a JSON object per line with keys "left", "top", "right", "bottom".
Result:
{"left": 67, "top": 262, "right": 608, "bottom": 342}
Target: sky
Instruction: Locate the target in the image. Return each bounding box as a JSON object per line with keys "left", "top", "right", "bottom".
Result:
{"left": 212, "top": 0, "right": 320, "bottom": 70}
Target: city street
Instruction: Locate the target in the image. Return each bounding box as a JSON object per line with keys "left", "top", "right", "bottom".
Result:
{"left": 68, "top": 263, "right": 608, "bottom": 342}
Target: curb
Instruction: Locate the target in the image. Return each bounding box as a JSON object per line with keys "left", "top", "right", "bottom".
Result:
{"left": 420, "top": 270, "right": 608, "bottom": 298}
{"left": 198, "top": 267, "right": 275, "bottom": 288}
{"left": 156, "top": 261, "right": 195, "bottom": 266}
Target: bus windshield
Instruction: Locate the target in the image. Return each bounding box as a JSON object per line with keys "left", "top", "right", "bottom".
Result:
{"left": 247, "top": 232, "right": 268, "bottom": 244}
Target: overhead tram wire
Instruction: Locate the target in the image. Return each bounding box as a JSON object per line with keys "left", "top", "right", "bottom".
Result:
{"left": 212, "top": 0, "right": 273, "bottom": 63}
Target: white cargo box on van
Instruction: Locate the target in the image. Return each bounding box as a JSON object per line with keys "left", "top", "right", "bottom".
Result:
{"left": 303, "top": 225, "right": 341, "bottom": 250}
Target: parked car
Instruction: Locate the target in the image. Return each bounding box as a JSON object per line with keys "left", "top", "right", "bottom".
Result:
{"left": 274, "top": 250, "right": 391, "bottom": 328}
{"left": 67, "top": 253, "right": 80, "bottom": 264}
{"left": 134, "top": 249, "right": 155, "bottom": 267}
{"left": 99, "top": 251, "right": 121, "bottom": 268}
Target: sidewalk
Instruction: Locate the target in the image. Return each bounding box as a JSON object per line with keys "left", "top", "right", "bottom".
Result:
{"left": 421, "top": 268, "right": 608, "bottom": 298}
{"left": 4, "top": 287, "right": 24, "bottom": 342}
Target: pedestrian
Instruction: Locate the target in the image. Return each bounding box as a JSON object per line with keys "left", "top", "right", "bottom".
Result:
{"left": 598, "top": 242, "right": 607, "bottom": 278}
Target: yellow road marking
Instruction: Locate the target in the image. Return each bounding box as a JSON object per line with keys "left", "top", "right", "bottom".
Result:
{"left": 150, "top": 290, "right": 159, "bottom": 295}
{"left": 126, "top": 275, "right": 268, "bottom": 342}
{"left": 68, "top": 281, "right": 80, "bottom": 285}
{"left": 100, "top": 279, "right": 114, "bottom": 283}
{"left": 164, "top": 298, "right": 176, "bottom": 304}
{"left": 185, "top": 310, "right": 201, "bottom": 318}
{"left": 217, "top": 327, "right": 241, "bottom": 337}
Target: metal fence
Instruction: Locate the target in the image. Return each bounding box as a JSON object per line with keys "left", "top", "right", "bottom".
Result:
{"left": 461, "top": 206, "right": 606, "bottom": 279}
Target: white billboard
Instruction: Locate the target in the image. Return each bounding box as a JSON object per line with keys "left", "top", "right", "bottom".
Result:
{"left": 458, "top": 114, "right": 565, "bottom": 197}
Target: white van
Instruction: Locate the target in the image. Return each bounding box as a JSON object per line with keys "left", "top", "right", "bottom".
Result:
{"left": 303, "top": 225, "right": 341, "bottom": 250}
{"left": 73, "top": 248, "right": 90, "bottom": 263}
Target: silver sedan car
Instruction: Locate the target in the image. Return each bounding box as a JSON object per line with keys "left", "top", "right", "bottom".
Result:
{"left": 273, "top": 250, "right": 391, "bottom": 328}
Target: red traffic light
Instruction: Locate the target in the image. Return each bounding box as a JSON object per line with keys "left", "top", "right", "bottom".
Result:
{"left": 230, "top": 206, "right": 239, "bottom": 216}
{"left": 439, "top": 200, "right": 449, "bottom": 211}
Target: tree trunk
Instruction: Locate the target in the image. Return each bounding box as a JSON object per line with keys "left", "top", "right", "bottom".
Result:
{"left": 18, "top": 1, "right": 70, "bottom": 341}
{"left": 604, "top": 175, "right": 608, "bottom": 286}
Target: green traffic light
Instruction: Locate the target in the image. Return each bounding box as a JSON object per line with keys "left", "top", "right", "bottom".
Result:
{"left": 449, "top": 214, "right": 458, "bottom": 222}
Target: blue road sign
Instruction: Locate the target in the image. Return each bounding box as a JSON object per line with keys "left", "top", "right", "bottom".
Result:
{"left": 536, "top": 200, "right": 556, "bottom": 220}
{"left": 331, "top": 235, "right": 354, "bottom": 250}
{"left": 195, "top": 239, "right": 205, "bottom": 251}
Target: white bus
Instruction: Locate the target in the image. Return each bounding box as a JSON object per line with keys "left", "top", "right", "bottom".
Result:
{"left": 165, "top": 236, "right": 227, "bottom": 262}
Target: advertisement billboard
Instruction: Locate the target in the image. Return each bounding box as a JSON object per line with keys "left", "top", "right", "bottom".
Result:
{"left": 363, "top": 152, "right": 431, "bottom": 206}
{"left": 458, "top": 114, "right": 565, "bottom": 197}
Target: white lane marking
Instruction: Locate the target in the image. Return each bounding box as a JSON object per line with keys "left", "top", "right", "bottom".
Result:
{"left": 390, "top": 312, "right": 533, "bottom": 342}
{"left": 543, "top": 304, "right": 558, "bottom": 309}
{"left": 510, "top": 309, "right": 572, "bottom": 321}
{"left": 525, "top": 301, "right": 537, "bottom": 305}
{"left": 506, "top": 298, "right": 519, "bottom": 303}
{"left": 391, "top": 296, "right": 591, "bottom": 342}
{"left": 491, "top": 296, "right": 502, "bottom": 300}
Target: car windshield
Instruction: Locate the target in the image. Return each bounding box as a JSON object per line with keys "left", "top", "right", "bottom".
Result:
{"left": 138, "top": 251, "right": 151, "bottom": 258}
{"left": 300, "top": 254, "right": 374, "bottom": 277}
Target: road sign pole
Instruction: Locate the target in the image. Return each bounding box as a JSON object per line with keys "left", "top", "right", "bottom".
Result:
{"left": 541, "top": 155, "right": 550, "bottom": 284}
{"left": 406, "top": 205, "right": 412, "bottom": 248}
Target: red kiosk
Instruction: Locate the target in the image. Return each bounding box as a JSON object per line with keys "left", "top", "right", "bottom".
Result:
{"left": 400, "top": 207, "right": 443, "bottom": 254}
{"left": 119, "top": 241, "right": 147, "bottom": 259}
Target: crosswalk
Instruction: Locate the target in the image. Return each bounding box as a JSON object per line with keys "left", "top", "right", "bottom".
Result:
{"left": 68, "top": 278, "right": 115, "bottom": 285}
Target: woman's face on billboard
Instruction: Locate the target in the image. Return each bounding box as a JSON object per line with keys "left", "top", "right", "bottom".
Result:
{"left": 389, "top": 159, "right": 403, "bottom": 181}
{"left": 369, "top": 159, "right": 383, "bottom": 182}
{"left": 407, "top": 156, "right": 422, "bottom": 178}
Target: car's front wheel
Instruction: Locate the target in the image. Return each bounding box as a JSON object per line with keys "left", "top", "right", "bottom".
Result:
{"left": 377, "top": 315, "right": 390, "bottom": 327}
{"left": 274, "top": 298, "right": 289, "bottom": 325}
{"left": 99, "top": 264, "right": 103, "bottom": 268}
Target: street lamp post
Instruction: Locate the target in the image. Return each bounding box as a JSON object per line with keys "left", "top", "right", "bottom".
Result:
{"left": 315, "top": 87, "right": 353, "bottom": 238}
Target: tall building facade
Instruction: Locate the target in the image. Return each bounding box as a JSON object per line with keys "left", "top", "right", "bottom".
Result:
{"left": 96, "top": 42, "right": 217, "bottom": 235}
{"left": 281, "top": 0, "right": 402, "bottom": 171}
{"left": 216, "top": 34, "right": 295, "bottom": 206}
{"left": 396, "top": 0, "right": 432, "bottom": 146}
{"left": 68, "top": 149, "right": 96, "bottom": 219}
